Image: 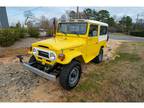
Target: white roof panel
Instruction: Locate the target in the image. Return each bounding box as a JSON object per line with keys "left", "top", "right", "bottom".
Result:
{"left": 60, "top": 19, "right": 108, "bottom": 26}
{"left": 84, "top": 19, "right": 108, "bottom": 26}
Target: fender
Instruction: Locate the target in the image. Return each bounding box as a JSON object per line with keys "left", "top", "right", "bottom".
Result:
{"left": 56, "top": 51, "right": 82, "bottom": 64}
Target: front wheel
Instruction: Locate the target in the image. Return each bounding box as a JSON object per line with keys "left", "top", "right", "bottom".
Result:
{"left": 59, "top": 60, "right": 81, "bottom": 90}
{"left": 29, "top": 55, "right": 37, "bottom": 67}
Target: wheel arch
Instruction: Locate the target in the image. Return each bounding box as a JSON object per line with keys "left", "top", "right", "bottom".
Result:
{"left": 101, "top": 46, "right": 104, "bottom": 49}
{"left": 56, "top": 52, "right": 85, "bottom": 65}
{"left": 72, "top": 55, "right": 85, "bottom": 64}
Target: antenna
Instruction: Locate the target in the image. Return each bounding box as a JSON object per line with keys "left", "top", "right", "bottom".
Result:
{"left": 77, "top": 6, "right": 79, "bottom": 19}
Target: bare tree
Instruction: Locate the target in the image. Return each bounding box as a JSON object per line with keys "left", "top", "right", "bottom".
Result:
{"left": 24, "top": 10, "right": 35, "bottom": 27}
{"left": 39, "top": 16, "right": 49, "bottom": 29}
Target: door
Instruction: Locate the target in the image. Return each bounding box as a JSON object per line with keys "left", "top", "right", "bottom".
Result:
{"left": 87, "top": 24, "right": 99, "bottom": 61}
{"left": 99, "top": 26, "right": 108, "bottom": 42}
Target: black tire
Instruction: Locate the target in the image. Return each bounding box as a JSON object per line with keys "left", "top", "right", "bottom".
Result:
{"left": 93, "top": 48, "right": 103, "bottom": 63}
{"left": 29, "top": 55, "right": 44, "bottom": 70}
{"left": 28, "top": 56, "right": 38, "bottom": 76}
{"left": 107, "top": 32, "right": 110, "bottom": 41}
{"left": 59, "top": 60, "right": 81, "bottom": 90}
{"left": 29, "top": 55, "right": 37, "bottom": 67}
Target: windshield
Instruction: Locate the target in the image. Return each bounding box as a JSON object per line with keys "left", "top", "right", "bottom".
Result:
{"left": 58, "top": 22, "right": 87, "bottom": 35}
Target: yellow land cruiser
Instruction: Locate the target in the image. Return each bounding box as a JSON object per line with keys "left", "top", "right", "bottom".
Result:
{"left": 18, "top": 19, "right": 109, "bottom": 90}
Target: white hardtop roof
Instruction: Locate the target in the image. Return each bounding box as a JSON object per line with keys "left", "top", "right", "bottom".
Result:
{"left": 60, "top": 19, "right": 108, "bottom": 26}
{"left": 84, "top": 19, "right": 108, "bottom": 26}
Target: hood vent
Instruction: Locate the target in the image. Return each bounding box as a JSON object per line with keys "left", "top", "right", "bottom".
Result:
{"left": 38, "top": 45, "right": 49, "bottom": 49}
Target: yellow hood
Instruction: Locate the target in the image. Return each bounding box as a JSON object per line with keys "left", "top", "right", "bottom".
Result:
{"left": 32, "top": 37, "right": 85, "bottom": 50}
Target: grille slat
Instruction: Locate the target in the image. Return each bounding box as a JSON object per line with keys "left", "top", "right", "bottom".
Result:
{"left": 38, "top": 50, "right": 49, "bottom": 58}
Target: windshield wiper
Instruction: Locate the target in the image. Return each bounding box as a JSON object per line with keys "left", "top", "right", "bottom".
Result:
{"left": 70, "top": 31, "right": 80, "bottom": 36}
{"left": 61, "top": 31, "right": 67, "bottom": 36}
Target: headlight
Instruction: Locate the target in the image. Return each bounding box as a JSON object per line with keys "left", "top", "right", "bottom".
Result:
{"left": 33, "top": 48, "right": 37, "bottom": 55}
{"left": 49, "top": 51, "right": 56, "bottom": 61}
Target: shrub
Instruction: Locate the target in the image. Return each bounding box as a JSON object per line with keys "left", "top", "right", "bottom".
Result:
{"left": 130, "top": 31, "right": 144, "bottom": 37}
{"left": 17, "top": 28, "right": 27, "bottom": 38}
{"left": 0, "top": 29, "right": 16, "bottom": 47}
{"left": 0, "top": 28, "right": 27, "bottom": 47}
{"left": 13, "top": 29, "right": 21, "bottom": 41}
{"left": 28, "top": 27, "right": 39, "bottom": 38}
{"left": 47, "top": 29, "right": 53, "bottom": 36}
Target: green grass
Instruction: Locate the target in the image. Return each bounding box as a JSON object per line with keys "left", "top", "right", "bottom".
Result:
{"left": 64, "top": 42, "right": 144, "bottom": 102}
{"left": 115, "top": 52, "right": 141, "bottom": 62}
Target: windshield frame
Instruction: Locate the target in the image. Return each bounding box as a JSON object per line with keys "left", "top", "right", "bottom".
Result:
{"left": 57, "top": 22, "right": 88, "bottom": 35}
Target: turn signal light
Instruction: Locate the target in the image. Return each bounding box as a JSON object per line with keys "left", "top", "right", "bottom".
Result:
{"left": 58, "top": 53, "right": 65, "bottom": 61}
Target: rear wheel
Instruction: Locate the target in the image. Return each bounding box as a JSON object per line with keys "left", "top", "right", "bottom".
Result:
{"left": 59, "top": 60, "right": 81, "bottom": 90}
{"left": 93, "top": 48, "right": 103, "bottom": 63}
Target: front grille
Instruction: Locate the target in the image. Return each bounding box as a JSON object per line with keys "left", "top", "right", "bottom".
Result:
{"left": 38, "top": 50, "right": 49, "bottom": 58}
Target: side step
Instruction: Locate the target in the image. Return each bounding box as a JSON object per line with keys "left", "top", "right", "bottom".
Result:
{"left": 22, "top": 63, "right": 56, "bottom": 81}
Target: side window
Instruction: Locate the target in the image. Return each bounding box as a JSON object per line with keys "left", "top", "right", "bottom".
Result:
{"left": 100, "top": 26, "right": 107, "bottom": 35}
{"left": 89, "top": 25, "right": 98, "bottom": 37}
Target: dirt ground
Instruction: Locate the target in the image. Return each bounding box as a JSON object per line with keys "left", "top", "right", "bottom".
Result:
{"left": 0, "top": 38, "right": 121, "bottom": 102}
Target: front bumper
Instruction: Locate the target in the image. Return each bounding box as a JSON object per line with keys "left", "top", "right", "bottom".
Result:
{"left": 17, "top": 55, "right": 56, "bottom": 81}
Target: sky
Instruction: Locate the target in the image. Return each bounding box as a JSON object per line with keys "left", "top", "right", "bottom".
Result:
{"left": 6, "top": 7, "right": 144, "bottom": 25}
